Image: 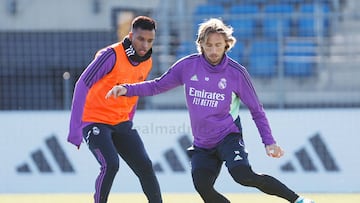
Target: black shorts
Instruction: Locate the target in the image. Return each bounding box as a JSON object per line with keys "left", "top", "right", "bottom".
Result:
{"left": 187, "top": 133, "right": 250, "bottom": 174}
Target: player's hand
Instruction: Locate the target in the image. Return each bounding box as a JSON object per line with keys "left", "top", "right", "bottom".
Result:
{"left": 105, "top": 85, "right": 127, "bottom": 99}
{"left": 265, "top": 144, "right": 284, "bottom": 158}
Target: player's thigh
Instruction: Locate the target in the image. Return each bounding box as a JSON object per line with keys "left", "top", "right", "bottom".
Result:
{"left": 218, "top": 133, "right": 250, "bottom": 169}
{"left": 83, "top": 123, "right": 119, "bottom": 166}
{"left": 190, "top": 147, "right": 222, "bottom": 175}
{"left": 113, "top": 128, "right": 151, "bottom": 169}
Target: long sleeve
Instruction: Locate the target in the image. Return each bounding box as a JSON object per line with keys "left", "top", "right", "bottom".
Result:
{"left": 237, "top": 67, "right": 275, "bottom": 145}
{"left": 125, "top": 62, "right": 183, "bottom": 97}
{"left": 67, "top": 48, "right": 116, "bottom": 147}
{"left": 67, "top": 80, "right": 89, "bottom": 146}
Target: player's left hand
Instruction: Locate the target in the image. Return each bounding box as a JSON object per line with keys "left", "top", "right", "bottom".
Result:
{"left": 265, "top": 144, "right": 284, "bottom": 158}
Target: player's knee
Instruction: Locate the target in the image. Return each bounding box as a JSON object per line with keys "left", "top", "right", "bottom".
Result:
{"left": 142, "top": 157, "right": 154, "bottom": 169}
{"left": 133, "top": 157, "right": 156, "bottom": 179}
{"left": 192, "top": 169, "right": 215, "bottom": 193}
{"left": 138, "top": 157, "right": 154, "bottom": 175}
{"left": 229, "top": 165, "right": 261, "bottom": 187}
{"left": 193, "top": 177, "right": 209, "bottom": 193}
{"left": 105, "top": 158, "right": 120, "bottom": 174}
{"left": 108, "top": 163, "right": 119, "bottom": 173}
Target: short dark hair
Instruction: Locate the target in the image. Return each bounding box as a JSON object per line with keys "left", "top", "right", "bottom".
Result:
{"left": 132, "top": 16, "right": 156, "bottom": 31}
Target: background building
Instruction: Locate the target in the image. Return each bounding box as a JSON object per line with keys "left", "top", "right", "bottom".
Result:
{"left": 1, "top": 0, "right": 359, "bottom": 110}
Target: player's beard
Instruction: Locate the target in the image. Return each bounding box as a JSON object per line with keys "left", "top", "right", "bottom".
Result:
{"left": 206, "top": 53, "right": 222, "bottom": 66}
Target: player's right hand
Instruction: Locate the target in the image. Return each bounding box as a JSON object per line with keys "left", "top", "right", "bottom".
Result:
{"left": 265, "top": 144, "right": 284, "bottom": 158}
{"left": 105, "top": 85, "right": 127, "bottom": 99}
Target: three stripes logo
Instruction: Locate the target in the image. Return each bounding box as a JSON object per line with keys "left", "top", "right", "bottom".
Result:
{"left": 16, "top": 133, "right": 338, "bottom": 174}
{"left": 125, "top": 45, "right": 135, "bottom": 56}
{"left": 153, "top": 133, "right": 341, "bottom": 174}
{"left": 16, "top": 135, "right": 75, "bottom": 173}
{"left": 15, "top": 133, "right": 191, "bottom": 174}
{"left": 281, "top": 133, "right": 340, "bottom": 172}
{"left": 153, "top": 135, "right": 192, "bottom": 173}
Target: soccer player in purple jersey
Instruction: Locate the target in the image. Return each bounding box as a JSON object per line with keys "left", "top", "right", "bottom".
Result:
{"left": 106, "top": 18, "right": 314, "bottom": 203}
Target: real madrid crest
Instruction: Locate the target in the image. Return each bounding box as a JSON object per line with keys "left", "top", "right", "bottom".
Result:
{"left": 218, "top": 78, "right": 227, "bottom": 89}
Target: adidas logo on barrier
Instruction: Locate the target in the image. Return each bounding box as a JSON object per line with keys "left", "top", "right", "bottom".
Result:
{"left": 153, "top": 135, "right": 192, "bottom": 173}
{"left": 15, "top": 133, "right": 191, "bottom": 174}
{"left": 153, "top": 133, "right": 340, "bottom": 174}
{"left": 16, "top": 135, "right": 75, "bottom": 173}
{"left": 17, "top": 133, "right": 337, "bottom": 174}
{"left": 281, "top": 133, "right": 340, "bottom": 172}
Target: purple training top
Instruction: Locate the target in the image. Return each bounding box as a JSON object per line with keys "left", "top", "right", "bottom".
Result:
{"left": 67, "top": 47, "right": 116, "bottom": 147}
{"left": 125, "top": 54, "right": 276, "bottom": 149}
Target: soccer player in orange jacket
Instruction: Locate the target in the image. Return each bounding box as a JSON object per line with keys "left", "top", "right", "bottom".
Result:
{"left": 67, "top": 16, "right": 162, "bottom": 203}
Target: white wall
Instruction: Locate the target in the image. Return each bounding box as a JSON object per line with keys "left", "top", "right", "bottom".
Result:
{"left": 0, "top": 109, "right": 359, "bottom": 193}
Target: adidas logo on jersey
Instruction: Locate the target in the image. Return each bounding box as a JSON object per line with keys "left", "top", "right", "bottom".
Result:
{"left": 190, "top": 74, "right": 198, "bottom": 81}
{"left": 233, "top": 150, "right": 243, "bottom": 161}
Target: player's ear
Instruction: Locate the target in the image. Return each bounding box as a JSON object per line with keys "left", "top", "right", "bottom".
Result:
{"left": 225, "top": 44, "right": 229, "bottom": 51}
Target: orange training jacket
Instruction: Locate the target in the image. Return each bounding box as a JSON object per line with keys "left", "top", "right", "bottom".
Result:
{"left": 82, "top": 42, "right": 152, "bottom": 125}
